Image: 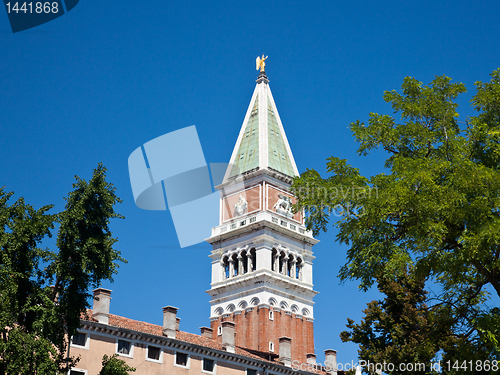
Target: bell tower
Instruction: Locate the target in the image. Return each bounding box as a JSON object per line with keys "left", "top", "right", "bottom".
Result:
{"left": 206, "top": 64, "right": 319, "bottom": 362}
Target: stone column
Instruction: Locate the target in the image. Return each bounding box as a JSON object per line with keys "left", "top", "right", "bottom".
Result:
{"left": 221, "top": 259, "right": 227, "bottom": 279}
{"left": 247, "top": 253, "right": 252, "bottom": 273}
{"left": 282, "top": 255, "right": 288, "bottom": 276}
{"left": 229, "top": 258, "right": 235, "bottom": 278}
{"left": 237, "top": 254, "right": 243, "bottom": 275}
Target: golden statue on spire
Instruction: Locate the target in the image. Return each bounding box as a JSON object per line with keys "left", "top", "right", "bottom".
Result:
{"left": 256, "top": 55, "right": 268, "bottom": 72}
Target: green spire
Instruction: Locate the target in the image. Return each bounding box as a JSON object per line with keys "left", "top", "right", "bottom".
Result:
{"left": 267, "top": 97, "right": 295, "bottom": 177}
{"left": 224, "top": 76, "right": 299, "bottom": 182}
{"left": 228, "top": 95, "right": 260, "bottom": 178}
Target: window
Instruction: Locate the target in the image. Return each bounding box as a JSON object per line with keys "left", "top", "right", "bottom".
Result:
{"left": 269, "top": 310, "right": 274, "bottom": 320}
{"left": 117, "top": 339, "right": 132, "bottom": 356}
{"left": 269, "top": 342, "right": 274, "bottom": 352}
{"left": 175, "top": 352, "right": 189, "bottom": 367}
{"left": 203, "top": 358, "right": 215, "bottom": 373}
{"left": 217, "top": 326, "right": 222, "bottom": 336}
{"left": 147, "top": 345, "right": 161, "bottom": 361}
{"left": 71, "top": 332, "right": 86, "bottom": 347}
{"left": 247, "top": 369, "right": 258, "bottom": 375}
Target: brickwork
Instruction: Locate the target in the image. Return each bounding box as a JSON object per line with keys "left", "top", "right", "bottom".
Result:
{"left": 210, "top": 308, "right": 314, "bottom": 363}
{"left": 222, "top": 184, "right": 261, "bottom": 222}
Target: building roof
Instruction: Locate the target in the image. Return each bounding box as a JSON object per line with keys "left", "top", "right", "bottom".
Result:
{"left": 81, "top": 309, "right": 330, "bottom": 375}
{"left": 223, "top": 72, "right": 300, "bottom": 182}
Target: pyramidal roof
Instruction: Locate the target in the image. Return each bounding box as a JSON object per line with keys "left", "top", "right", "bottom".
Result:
{"left": 223, "top": 72, "right": 299, "bottom": 183}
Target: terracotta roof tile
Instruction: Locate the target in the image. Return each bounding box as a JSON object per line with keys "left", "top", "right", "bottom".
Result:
{"left": 81, "top": 309, "right": 328, "bottom": 374}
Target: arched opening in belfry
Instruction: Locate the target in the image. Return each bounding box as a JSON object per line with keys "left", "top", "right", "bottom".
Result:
{"left": 231, "top": 254, "right": 239, "bottom": 277}
{"left": 222, "top": 256, "right": 230, "bottom": 279}
{"left": 250, "top": 248, "right": 256, "bottom": 271}
{"left": 279, "top": 251, "right": 286, "bottom": 275}
{"left": 296, "top": 257, "right": 303, "bottom": 280}
{"left": 241, "top": 250, "right": 248, "bottom": 274}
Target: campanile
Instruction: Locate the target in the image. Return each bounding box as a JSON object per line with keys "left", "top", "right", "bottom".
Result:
{"left": 206, "top": 61, "right": 319, "bottom": 362}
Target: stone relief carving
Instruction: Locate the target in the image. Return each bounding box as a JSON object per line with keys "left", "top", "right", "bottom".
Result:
{"left": 273, "top": 193, "right": 293, "bottom": 218}
{"left": 233, "top": 194, "right": 248, "bottom": 217}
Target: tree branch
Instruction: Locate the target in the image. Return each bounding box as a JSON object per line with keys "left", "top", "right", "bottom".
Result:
{"left": 470, "top": 259, "right": 500, "bottom": 298}
{"left": 384, "top": 146, "right": 399, "bottom": 154}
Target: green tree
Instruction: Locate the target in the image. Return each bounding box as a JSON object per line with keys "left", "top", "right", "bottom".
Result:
{"left": 341, "top": 268, "right": 454, "bottom": 374}
{"left": 292, "top": 69, "right": 500, "bottom": 363}
{"left": 98, "top": 354, "right": 136, "bottom": 375}
{"left": 0, "top": 164, "right": 126, "bottom": 374}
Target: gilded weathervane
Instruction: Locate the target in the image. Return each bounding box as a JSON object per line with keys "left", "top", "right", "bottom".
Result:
{"left": 256, "top": 55, "right": 268, "bottom": 72}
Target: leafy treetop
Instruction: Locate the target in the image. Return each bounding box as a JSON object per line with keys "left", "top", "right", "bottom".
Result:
{"left": 0, "top": 164, "right": 125, "bottom": 374}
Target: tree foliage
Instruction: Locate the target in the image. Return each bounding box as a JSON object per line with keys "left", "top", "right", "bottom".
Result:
{"left": 98, "top": 354, "right": 136, "bottom": 375}
{"left": 292, "top": 69, "right": 500, "bottom": 364}
{"left": 341, "top": 268, "right": 457, "bottom": 374}
{"left": 0, "top": 164, "right": 125, "bottom": 374}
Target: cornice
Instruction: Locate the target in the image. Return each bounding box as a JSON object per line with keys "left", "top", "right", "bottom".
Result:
{"left": 80, "top": 320, "right": 320, "bottom": 375}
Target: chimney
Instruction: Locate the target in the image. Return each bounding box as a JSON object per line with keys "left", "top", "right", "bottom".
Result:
{"left": 162, "top": 306, "right": 178, "bottom": 339}
{"left": 221, "top": 321, "right": 236, "bottom": 353}
{"left": 306, "top": 353, "right": 317, "bottom": 365}
{"left": 324, "top": 349, "right": 338, "bottom": 375}
{"left": 200, "top": 326, "right": 214, "bottom": 339}
{"left": 279, "top": 337, "right": 292, "bottom": 367}
{"left": 176, "top": 317, "right": 181, "bottom": 331}
{"left": 92, "top": 288, "right": 112, "bottom": 325}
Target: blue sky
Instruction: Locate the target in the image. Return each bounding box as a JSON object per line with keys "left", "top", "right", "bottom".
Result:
{"left": 1, "top": 0, "right": 500, "bottom": 365}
